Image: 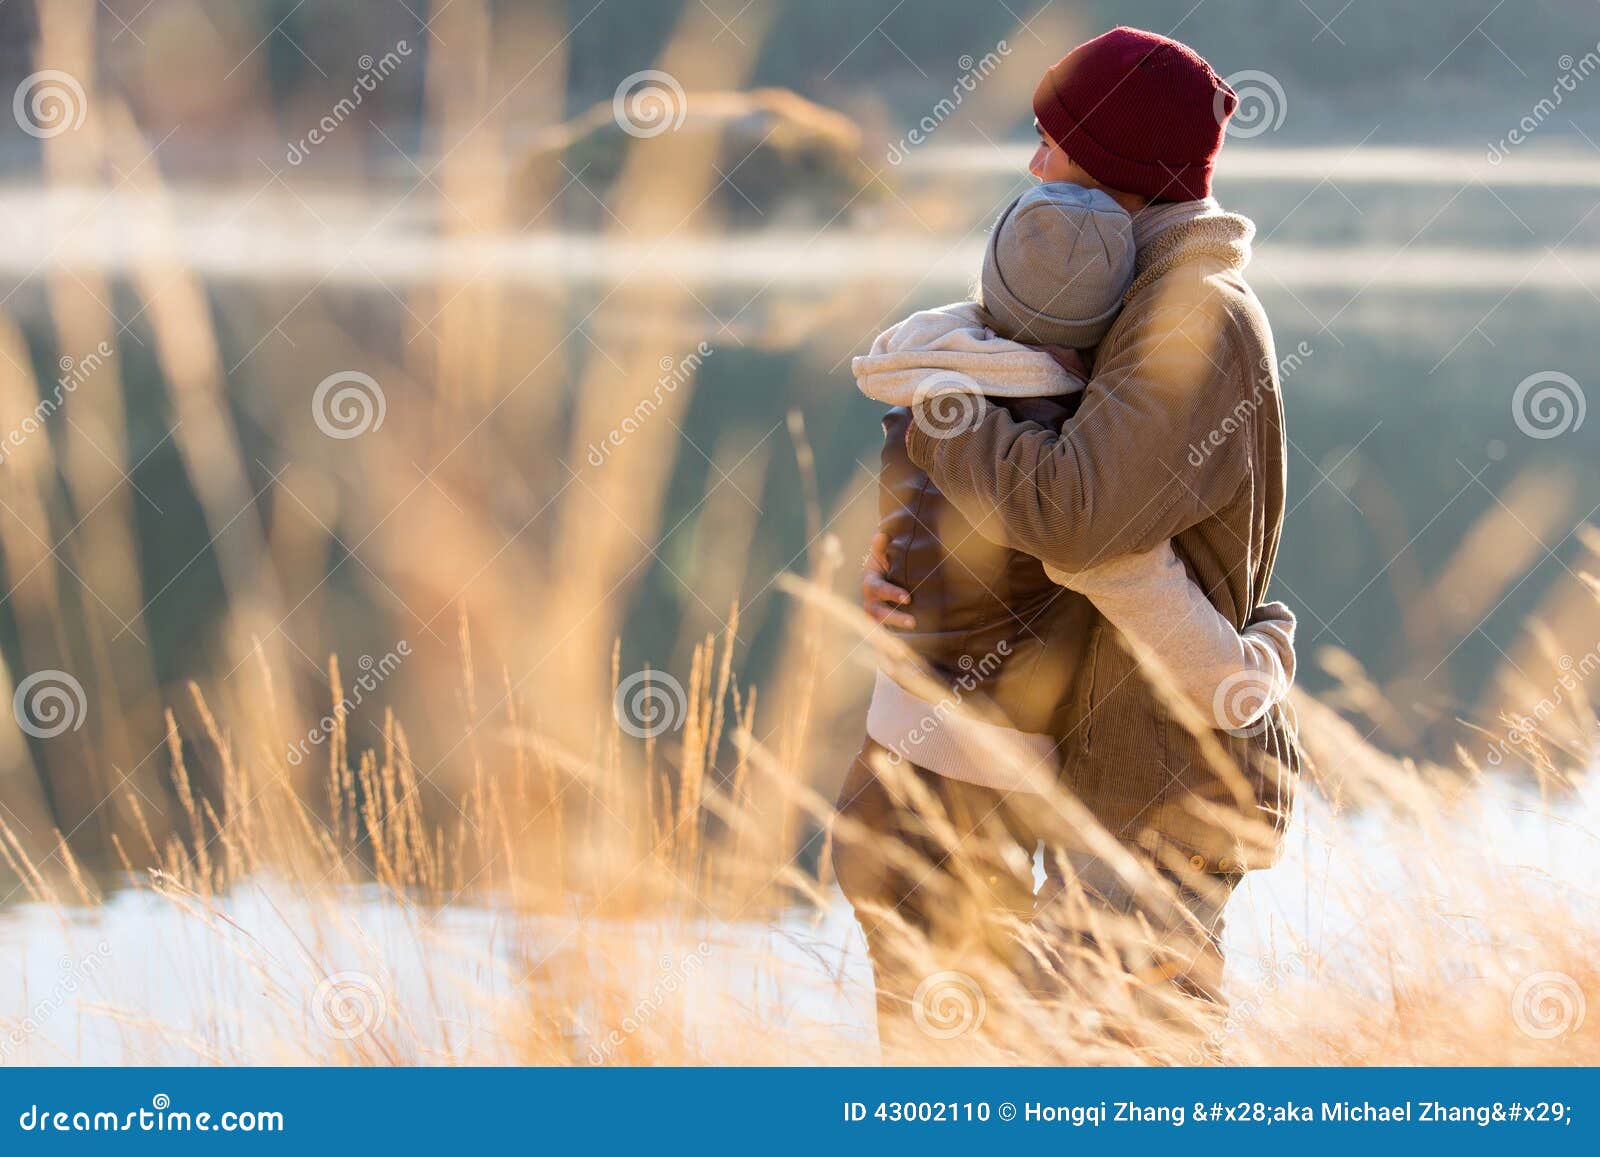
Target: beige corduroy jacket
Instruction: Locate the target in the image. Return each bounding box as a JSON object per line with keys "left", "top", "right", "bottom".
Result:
{"left": 906, "top": 209, "right": 1302, "bottom": 872}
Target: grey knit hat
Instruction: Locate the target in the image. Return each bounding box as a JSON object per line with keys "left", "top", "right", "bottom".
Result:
{"left": 980, "top": 182, "right": 1135, "bottom": 348}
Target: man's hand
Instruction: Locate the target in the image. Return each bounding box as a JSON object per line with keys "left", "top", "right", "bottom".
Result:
{"left": 861, "top": 531, "right": 914, "bottom": 629}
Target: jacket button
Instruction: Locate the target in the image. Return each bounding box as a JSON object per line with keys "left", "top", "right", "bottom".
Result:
{"left": 1189, "top": 854, "right": 1206, "bottom": 871}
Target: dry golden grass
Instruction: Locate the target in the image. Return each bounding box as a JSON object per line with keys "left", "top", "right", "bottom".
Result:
{"left": 1, "top": 0, "right": 1597, "bottom": 1068}
{"left": 0, "top": 603, "right": 1596, "bottom": 1066}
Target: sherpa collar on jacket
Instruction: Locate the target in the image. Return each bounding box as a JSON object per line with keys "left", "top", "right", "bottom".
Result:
{"left": 1128, "top": 200, "right": 1255, "bottom": 299}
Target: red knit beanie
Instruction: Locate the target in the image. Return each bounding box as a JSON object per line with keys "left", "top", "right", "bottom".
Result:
{"left": 1032, "top": 27, "right": 1236, "bottom": 202}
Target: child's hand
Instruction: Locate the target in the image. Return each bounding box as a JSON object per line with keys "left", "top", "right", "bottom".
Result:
{"left": 861, "top": 532, "right": 914, "bottom": 629}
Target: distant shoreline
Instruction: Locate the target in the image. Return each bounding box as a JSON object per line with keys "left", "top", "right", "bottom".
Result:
{"left": 0, "top": 188, "right": 1595, "bottom": 293}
